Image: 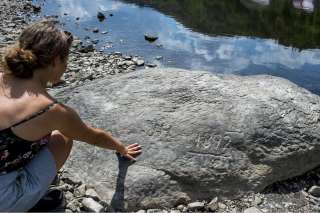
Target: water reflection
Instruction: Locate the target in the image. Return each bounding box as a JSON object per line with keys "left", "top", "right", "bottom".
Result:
{"left": 244, "top": 0, "right": 315, "bottom": 12}
{"left": 293, "top": 0, "right": 315, "bottom": 12}
{"left": 34, "top": 0, "right": 320, "bottom": 94}
{"left": 44, "top": 0, "right": 130, "bottom": 19}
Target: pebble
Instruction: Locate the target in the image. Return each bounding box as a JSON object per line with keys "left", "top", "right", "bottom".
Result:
{"left": 53, "top": 183, "right": 73, "bottom": 191}
{"left": 243, "top": 207, "right": 263, "bottom": 213}
{"left": 66, "top": 200, "right": 81, "bottom": 212}
{"left": 123, "top": 55, "right": 132, "bottom": 60}
{"left": 144, "top": 33, "right": 158, "bottom": 42}
{"left": 187, "top": 201, "right": 205, "bottom": 211}
{"left": 146, "top": 209, "right": 165, "bottom": 213}
{"left": 146, "top": 63, "right": 157, "bottom": 68}
{"left": 82, "top": 198, "right": 104, "bottom": 213}
{"left": 65, "top": 191, "right": 74, "bottom": 201}
{"left": 136, "top": 210, "right": 146, "bottom": 213}
{"left": 308, "top": 186, "right": 320, "bottom": 197}
{"left": 85, "top": 188, "right": 101, "bottom": 200}
{"left": 65, "top": 209, "right": 73, "bottom": 213}
{"left": 92, "top": 27, "right": 99, "bottom": 33}
{"left": 252, "top": 196, "right": 263, "bottom": 206}
{"left": 176, "top": 205, "right": 185, "bottom": 211}
{"left": 136, "top": 59, "right": 145, "bottom": 66}
{"left": 207, "top": 197, "right": 218, "bottom": 211}
{"left": 97, "top": 12, "right": 105, "bottom": 21}
{"left": 79, "top": 44, "right": 95, "bottom": 53}
{"left": 92, "top": 39, "right": 99, "bottom": 44}
{"left": 218, "top": 202, "right": 227, "bottom": 209}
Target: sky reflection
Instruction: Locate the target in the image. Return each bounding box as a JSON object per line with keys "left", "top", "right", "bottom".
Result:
{"left": 34, "top": 0, "right": 320, "bottom": 94}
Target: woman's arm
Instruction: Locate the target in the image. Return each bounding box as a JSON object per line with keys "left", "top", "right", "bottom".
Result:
{"left": 50, "top": 103, "right": 141, "bottom": 161}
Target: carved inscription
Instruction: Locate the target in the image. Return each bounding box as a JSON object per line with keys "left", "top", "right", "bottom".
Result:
{"left": 193, "top": 133, "right": 232, "bottom": 152}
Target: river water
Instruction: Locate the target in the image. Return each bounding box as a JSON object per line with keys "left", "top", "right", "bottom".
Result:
{"left": 33, "top": 0, "right": 320, "bottom": 94}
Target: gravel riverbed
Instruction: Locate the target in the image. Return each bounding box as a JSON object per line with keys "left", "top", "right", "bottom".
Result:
{"left": 1, "top": 0, "right": 320, "bottom": 212}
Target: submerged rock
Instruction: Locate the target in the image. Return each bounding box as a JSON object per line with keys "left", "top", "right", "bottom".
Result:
{"left": 55, "top": 68, "right": 320, "bottom": 211}
{"left": 97, "top": 12, "right": 105, "bottom": 21}
{"left": 144, "top": 33, "right": 158, "bottom": 42}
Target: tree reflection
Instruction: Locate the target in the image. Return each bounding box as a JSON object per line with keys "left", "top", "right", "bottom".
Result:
{"left": 122, "top": 0, "right": 319, "bottom": 49}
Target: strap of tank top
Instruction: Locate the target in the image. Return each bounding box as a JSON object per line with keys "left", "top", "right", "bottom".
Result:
{"left": 11, "top": 99, "right": 59, "bottom": 128}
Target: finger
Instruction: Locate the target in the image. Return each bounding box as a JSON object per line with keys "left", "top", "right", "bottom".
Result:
{"left": 127, "top": 143, "right": 140, "bottom": 148}
{"left": 128, "top": 146, "right": 142, "bottom": 151}
{"left": 130, "top": 152, "right": 142, "bottom": 158}
{"left": 128, "top": 150, "right": 142, "bottom": 155}
{"left": 124, "top": 154, "right": 136, "bottom": 161}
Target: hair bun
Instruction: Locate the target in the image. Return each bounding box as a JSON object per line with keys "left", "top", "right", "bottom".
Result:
{"left": 3, "top": 45, "right": 38, "bottom": 78}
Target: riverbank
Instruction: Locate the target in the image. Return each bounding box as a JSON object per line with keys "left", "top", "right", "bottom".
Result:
{"left": 1, "top": 1, "right": 320, "bottom": 212}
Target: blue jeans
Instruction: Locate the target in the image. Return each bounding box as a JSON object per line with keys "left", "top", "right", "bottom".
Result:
{"left": 0, "top": 147, "right": 57, "bottom": 211}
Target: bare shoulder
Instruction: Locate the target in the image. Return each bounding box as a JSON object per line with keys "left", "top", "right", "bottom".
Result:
{"left": 49, "top": 100, "right": 92, "bottom": 140}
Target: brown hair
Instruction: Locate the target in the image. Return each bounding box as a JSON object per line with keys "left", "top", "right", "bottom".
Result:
{"left": 0, "top": 20, "right": 73, "bottom": 79}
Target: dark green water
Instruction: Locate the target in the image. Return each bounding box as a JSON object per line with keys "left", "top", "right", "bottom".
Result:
{"left": 33, "top": 0, "right": 320, "bottom": 94}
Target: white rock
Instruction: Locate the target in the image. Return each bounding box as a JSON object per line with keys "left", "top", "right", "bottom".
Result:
{"left": 187, "top": 201, "right": 205, "bottom": 211}
{"left": 252, "top": 196, "right": 263, "bottom": 206}
{"left": 85, "top": 188, "right": 101, "bottom": 200}
{"left": 146, "top": 209, "right": 165, "bottom": 213}
{"left": 77, "top": 183, "right": 87, "bottom": 195}
{"left": 308, "top": 186, "right": 320, "bottom": 197}
{"left": 243, "top": 207, "right": 263, "bottom": 213}
{"left": 218, "top": 202, "right": 227, "bottom": 209}
{"left": 207, "top": 197, "right": 218, "bottom": 211}
{"left": 136, "top": 210, "right": 146, "bottom": 213}
{"left": 176, "top": 205, "right": 185, "bottom": 211}
{"left": 82, "top": 197, "right": 104, "bottom": 213}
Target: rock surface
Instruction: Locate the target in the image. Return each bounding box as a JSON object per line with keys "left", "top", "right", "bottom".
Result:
{"left": 54, "top": 68, "right": 320, "bottom": 210}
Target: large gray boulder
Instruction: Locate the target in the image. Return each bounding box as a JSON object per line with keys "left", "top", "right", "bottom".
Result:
{"left": 54, "top": 68, "right": 320, "bottom": 211}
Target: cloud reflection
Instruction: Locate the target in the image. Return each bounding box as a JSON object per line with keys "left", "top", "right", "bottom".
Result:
{"left": 52, "top": 0, "right": 320, "bottom": 74}
{"left": 55, "top": 0, "right": 126, "bottom": 19}
{"left": 158, "top": 19, "right": 320, "bottom": 72}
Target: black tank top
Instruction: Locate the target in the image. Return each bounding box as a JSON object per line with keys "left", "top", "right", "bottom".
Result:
{"left": 0, "top": 100, "right": 58, "bottom": 175}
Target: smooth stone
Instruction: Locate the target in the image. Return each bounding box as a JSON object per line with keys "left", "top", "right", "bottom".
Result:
{"left": 93, "top": 28, "right": 99, "bottom": 33}
{"left": 85, "top": 188, "right": 101, "bottom": 200}
{"left": 54, "top": 68, "right": 320, "bottom": 211}
{"left": 207, "top": 197, "right": 219, "bottom": 211}
{"left": 146, "top": 63, "right": 157, "bottom": 68}
{"left": 187, "top": 201, "right": 205, "bottom": 211}
{"left": 308, "top": 186, "right": 320, "bottom": 197}
{"left": 243, "top": 207, "right": 263, "bottom": 213}
{"left": 77, "top": 184, "right": 86, "bottom": 195}
{"left": 82, "top": 198, "right": 104, "bottom": 213}
{"left": 218, "top": 202, "right": 227, "bottom": 210}
{"left": 176, "top": 205, "right": 185, "bottom": 211}
{"left": 146, "top": 209, "right": 165, "bottom": 213}
{"left": 252, "top": 196, "right": 263, "bottom": 206}
{"left": 97, "top": 12, "right": 106, "bottom": 21}
{"left": 144, "top": 33, "right": 158, "bottom": 42}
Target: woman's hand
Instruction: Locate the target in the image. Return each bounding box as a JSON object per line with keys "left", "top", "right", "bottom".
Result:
{"left": 117, "top": 143, "right": 142, "bottom": 161}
